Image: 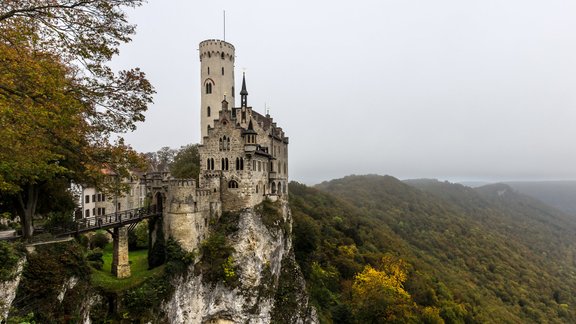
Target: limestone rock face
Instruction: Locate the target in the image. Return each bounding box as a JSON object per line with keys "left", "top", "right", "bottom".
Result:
{"left": 162, "top": 201, "right": 317, "bottom": 324}
{"left": 0, "top": 258, "right": 25, "bottom": 322}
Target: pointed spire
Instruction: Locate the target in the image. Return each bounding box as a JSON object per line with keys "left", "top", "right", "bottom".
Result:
{"left": 240, "top": 72, "right": 248, "bottom": 107}
{"left": 240, "top": 72, "right": 248, "bottom": 95}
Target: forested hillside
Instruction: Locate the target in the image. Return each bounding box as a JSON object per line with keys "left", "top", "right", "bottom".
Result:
{"left": 289, "top": 175, "right": 576, "bottom": 323}
{"left": 504, "top": 181, "right": 576, "bottom": 216}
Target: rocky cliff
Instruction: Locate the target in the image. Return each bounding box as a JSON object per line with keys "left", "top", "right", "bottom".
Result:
{"left": 162, "top": 200, "right": 317, "bottom": 323}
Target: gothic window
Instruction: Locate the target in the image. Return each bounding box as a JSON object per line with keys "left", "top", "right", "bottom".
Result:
{"left": 222, "top": 136, "right": 227, "bottom": 150}
{"left": 240, "top": 158, "right": 244, "bottom": 170}
{"left": 211, "top": 158, "right": 215, "bottom": 170}
{"left": 207, "top": 106, "right": 211, "bottom": 117}
{"left": 219, "top": 138, "right": 223, "bottom": 151}
{"left": 227, "top": 137, "right": 230, "bottom": 150}
{"left": 225, "top": 158, "right": 229, "bottom": 170}
{"left": 206, "top": 83, "right": 212, "bottom": 94}
{"left": 207, "top": 158, "right": 210, "bottom": 169}
{"left": 221, "top": 158, "right": 225, "bottom": 170}
{"left": 228, "top": 180, "right": 238, "bottom": 188}
{"left": 236, "top": 157, "right": 240, "bottom": 170}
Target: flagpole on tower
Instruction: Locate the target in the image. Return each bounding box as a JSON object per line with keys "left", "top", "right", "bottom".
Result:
{"left": 223, "top": 10, "right": 226, "bottom": 41}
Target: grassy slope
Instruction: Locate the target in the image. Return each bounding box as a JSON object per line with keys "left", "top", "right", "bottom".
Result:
{"left": 91, "top": 244, "right": 165, "bottom": 293}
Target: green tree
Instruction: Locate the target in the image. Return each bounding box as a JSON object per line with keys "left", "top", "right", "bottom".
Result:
{"left": 170, "top": 144, "right": 200, "bottom": 180}
{"left": 0, "top": 1, "right": 154, "bottom": 239}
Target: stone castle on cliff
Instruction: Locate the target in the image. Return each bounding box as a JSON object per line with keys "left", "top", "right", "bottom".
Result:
{"left": 144, "top": 39, "right": 289, "bottom": 251}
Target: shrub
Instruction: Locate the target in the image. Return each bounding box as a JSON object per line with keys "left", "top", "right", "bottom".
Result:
{"left": 128, "top": 220, "right": 149, "bottom": 250}
{"left": 90, "top": 231, "right": 109, "bottom": 250}
{"left": 0, "top": 241, "right": 24, "bottom": 281}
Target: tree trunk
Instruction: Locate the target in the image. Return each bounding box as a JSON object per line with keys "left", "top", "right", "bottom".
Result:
{"left": 16, "top": 183, "right": 39, "bottom": 240}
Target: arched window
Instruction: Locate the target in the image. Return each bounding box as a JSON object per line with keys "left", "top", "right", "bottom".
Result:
{"left": 210, "top": 158, "right": 214, "bottom": 170}
{"left": 227, "top": 137, "right": 230, "bottom": 150}
{"left": 240, "top": 158, "right": 244, "bottom": 170}
{"left": 207, "top": 158, "right": 211, "bottom": 169}
{"left": 225, "top": 158, "right": 229, "bottom": 170}
{"left": 271, "top": 182, "right": 277, "bottom": 194}
{"left": 207, "top": 106, "right": 211, "bottom": 117}
{"left": 206, "top": 83, "right": 212, "bottom": 94}
{"left": 236, "top": 157, "right": 240, "bottom": 170}
{"left": 219, "top": 138, "right": 223, "bottom": 151}
{"left": 228, "top": 180, "right": 238, "bottom": 188}
{"left": 278, "top": 182, "right": 282, "bottom": 196}
{"left": 222, "top": 136, "right": 227, "bottom": 150}
{"left": 221, "top": 158, "right": 225, "bottom": 170}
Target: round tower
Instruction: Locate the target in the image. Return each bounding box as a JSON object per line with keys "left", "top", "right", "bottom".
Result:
{"left": 199, "top": 39, "right": 236, "bottom": 141}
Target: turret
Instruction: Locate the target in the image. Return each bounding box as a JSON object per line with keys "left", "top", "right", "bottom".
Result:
{"left": 240, "top": 72, "right": 248, "bottom": 108}
{"left": 199, "top": 39, "right": 235, "bottom": 141}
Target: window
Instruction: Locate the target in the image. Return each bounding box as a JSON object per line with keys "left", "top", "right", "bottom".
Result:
{"left": 232, "top": 86, "right": 235, "bottom": 97}
{"left": 228, "top": 180, "right": 238, "bottom": 188}
{"left": 253, "top": 160, "right": 256, "bottom": 170}
{"left": 85, "top": 195, "right": 89, "bottom": 203}
{"left": 92, "top": 208, "right": 95, "bottom": 216}
{"left": 207, "top": 67, "right": 210, "bottom": 75}
{"left": 207, "top": 106, "right": 211, "bottom": 117}
{"left": 271, "top": 182, "right": 277, "bottom": 194}
{"left": 102, "top": 195, "right": 106, "bottom": 202}
{"left": 222, "top": 67, "right": 224, "bottom": 75}
{"left": 102, "top": 208, "right": 106, "bottom": 215}
{"left": 92, "top": 194, "right": 96, "bottom": 202}
{"left": 206, "top": 83, "right": 212, "bottom": 94}
{"left": 240, "top": 158, "right": 244, "bottom": 170}
{"left": 85, "top": 209, "right": 90, "bottom": 217}
{"left": 221, "top": 52, "right": 225, "bottom": 59}
{"left": 236, "top": 157, "right": 240, "bottom": 170}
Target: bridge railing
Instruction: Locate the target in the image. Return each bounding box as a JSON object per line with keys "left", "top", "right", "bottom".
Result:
{"left": 51, "top": 205, "right": 161, "bottom": 236}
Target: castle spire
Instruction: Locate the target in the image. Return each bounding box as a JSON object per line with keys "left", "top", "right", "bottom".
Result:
{"left": 240, "top": 72, "right": 248, "bottom": 107}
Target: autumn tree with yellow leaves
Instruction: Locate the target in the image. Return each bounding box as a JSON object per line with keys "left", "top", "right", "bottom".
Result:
{"left": 0, "top": 1, "right": 154, "bottom": 239}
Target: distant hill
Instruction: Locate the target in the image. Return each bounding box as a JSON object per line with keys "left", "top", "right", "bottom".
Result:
{"left": 504, "top": 181, "right": 576, "bottom": 216}
{"left": 289, "top": 175, "right": 576, "bottom": 323}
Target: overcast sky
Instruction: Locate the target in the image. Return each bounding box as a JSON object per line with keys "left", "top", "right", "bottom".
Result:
{"left": 111, "top": 0, "right": 576, "bottom": 184}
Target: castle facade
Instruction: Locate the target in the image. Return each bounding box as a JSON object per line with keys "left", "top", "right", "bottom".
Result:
{"left": 145, "top": 39, "right": 289, "bottom": 251}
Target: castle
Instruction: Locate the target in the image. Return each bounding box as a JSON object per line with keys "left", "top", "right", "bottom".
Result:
{"left": 144, "top": 39, "right": 290, "bottom": 251}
